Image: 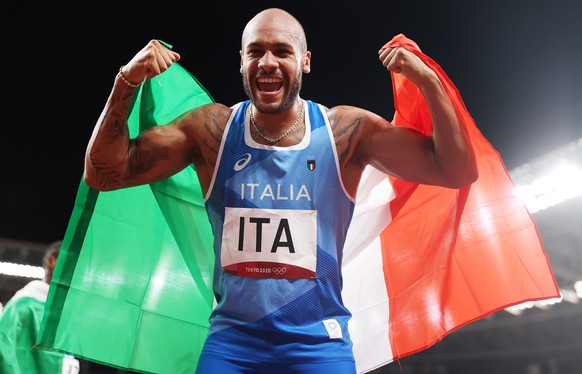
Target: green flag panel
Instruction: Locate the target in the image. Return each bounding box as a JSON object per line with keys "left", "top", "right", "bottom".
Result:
{"left": 38, "top": 60, "right": 216, "bottom": 374}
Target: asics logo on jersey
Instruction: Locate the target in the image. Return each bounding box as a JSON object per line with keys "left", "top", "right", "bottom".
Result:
{"left": 234, "top": 153, "right": 252, "bottom": 171}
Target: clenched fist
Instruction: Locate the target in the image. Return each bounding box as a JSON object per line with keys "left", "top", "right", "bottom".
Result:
{"left": 120, "top": 40, "right": 181, "bottom": 85}
{"left": 378, "top": 46, "right": 437, "bottom": 86}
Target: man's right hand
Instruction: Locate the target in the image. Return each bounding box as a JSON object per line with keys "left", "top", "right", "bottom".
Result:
{"left": 121, "top": 39, "right": 181, "bottom": 85}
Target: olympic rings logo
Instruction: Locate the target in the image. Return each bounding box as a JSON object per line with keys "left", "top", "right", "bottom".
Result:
{"left": 272, "top": 267, "right": 287, "bottom": 275}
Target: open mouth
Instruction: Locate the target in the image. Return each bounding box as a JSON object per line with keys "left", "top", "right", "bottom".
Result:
{"left": 257, "top": 77, "right": 283, "bottom": 92}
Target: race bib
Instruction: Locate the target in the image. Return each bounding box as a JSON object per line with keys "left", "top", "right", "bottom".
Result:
{"left": 221, "top": 207, "right": 317, "bottom": 279}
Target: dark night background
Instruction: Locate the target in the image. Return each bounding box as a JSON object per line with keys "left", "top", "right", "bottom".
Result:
{"left": 2, "top": 1, "right": 581, "bottom": 244}
{"left": 1, "top": 2, "right": 582, "bottom": 373}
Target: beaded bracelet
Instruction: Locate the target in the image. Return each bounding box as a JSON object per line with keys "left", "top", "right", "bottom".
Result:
{"left": 118, "top": 65, "right": 139, "bottom": 88}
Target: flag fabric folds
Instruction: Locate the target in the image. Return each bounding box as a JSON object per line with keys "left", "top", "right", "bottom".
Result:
{"left": 38, "top": 35, "right": 559, "bottom": 374}
{"left": 37, "top": 62, "right": 216, "bottom": 374}
{"left": 342, "top": 34, "right": 560, "bottom": 373}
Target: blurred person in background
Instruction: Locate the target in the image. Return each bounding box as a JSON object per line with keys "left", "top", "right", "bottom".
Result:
{"left": 0, "top": 240, "right": 80, "bottom": 373}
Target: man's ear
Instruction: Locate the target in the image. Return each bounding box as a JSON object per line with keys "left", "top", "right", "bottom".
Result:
{"left": 302, "top": 51, "right": 312, "bottom": 74}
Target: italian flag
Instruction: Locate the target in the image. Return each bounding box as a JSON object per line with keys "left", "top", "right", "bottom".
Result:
{"left": 37, "top": 35, "right": 559, "bottom": 374}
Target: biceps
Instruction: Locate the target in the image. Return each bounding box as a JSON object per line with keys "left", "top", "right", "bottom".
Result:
{"left": 359, "top": 127, "right": 437, "bottom": 181}
{"left": 129, "top": 126, "right": 192, "bottom": 180}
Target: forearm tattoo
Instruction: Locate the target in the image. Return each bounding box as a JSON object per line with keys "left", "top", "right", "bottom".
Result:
{"left": 90, "top": 159, "right": 123, "bottom": 189}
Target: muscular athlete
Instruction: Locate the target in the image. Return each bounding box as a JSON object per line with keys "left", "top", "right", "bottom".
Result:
{"left": 85, "top": 8, "right": 476, "bottom": 196}
{"left": 84, "top": 7, "right": 478, "bottom": 374}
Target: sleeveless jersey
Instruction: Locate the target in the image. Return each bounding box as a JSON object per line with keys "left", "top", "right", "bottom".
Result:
{"left": 203, "top": 99, "right": 356, "bottom": 363}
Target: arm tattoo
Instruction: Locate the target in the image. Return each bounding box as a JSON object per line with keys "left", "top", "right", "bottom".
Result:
{"left": 128, "top": 138, "right": 170, "bottom": 177}
{"left": 102, "top": 88, "right": 134, "bottom": 142}
{"left": 90, "top": 160, "right": 123, "bottom": 190}
{"left": 331, "top": 114, "right": 362, "bottom": 165}
{"left": 203, "top": 119, "right": 220, "bottom": 154}
{"left": 102, "top": 117, "right": 128, "bottom": 144}
{"left": 202, "top": 109, "right": 223, "bottom": 168}
{"left": 203, "top": 138, "right": 218, "bottom": 157}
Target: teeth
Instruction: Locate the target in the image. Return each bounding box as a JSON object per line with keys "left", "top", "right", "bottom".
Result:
{"left": 257, "top": 78, "right": 282, "bottom": 83}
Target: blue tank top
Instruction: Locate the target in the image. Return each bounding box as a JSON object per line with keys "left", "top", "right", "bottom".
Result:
{"left": 203, "top": 99, "right": 356, "bottom": 363}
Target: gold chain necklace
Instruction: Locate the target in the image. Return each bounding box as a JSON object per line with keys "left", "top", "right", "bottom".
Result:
{"left": 249, "top": 102, "right": 304, "bottom": 144}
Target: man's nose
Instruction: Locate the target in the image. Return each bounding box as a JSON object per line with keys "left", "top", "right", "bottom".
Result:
{"left": 258, "top": 51, "right": 277, "bottom": 71}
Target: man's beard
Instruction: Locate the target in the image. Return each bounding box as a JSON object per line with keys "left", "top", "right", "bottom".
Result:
{"left": 242, "top": 70, "right": 302, "bottom": 114}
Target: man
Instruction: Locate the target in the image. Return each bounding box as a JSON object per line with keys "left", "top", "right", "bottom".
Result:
{"left": 84, "top": 8, "right": 478, "bottom": 373}
{"left": 0, "top": 241, "right": 80, "bottom": 374}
